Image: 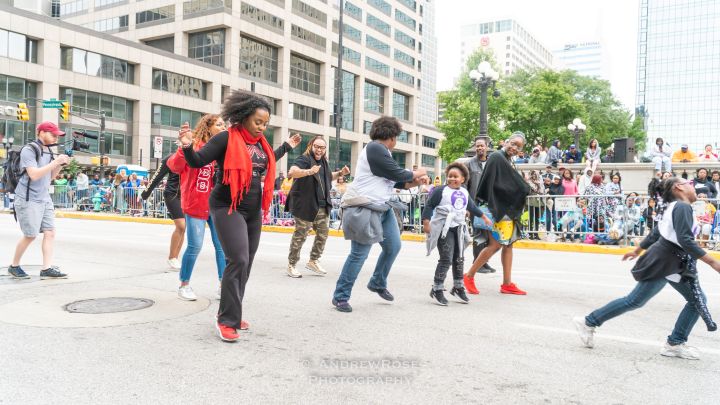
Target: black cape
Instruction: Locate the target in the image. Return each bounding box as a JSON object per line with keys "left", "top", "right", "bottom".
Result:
{"left": 476, "top": 150, "right": 531, "bottom": 221}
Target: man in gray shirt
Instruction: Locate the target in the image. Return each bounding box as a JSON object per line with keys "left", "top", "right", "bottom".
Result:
{"left": 8, "top": 122, "right": 70, "bottom": 280}
{"left": 464, "top": 137, "right": 497, "bottom": 274}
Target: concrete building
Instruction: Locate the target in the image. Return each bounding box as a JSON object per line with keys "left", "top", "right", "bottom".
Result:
{"left": 635, "top": 0, "right": 720, "bottom": 154}
{"left": 459, "top": 19, "right": 553, "bottom": 77}
{"left": 0, "top": 0, "right": 443, "bottom": 177}
{"left": 553, "top": 41, "right": 607, "bottom": 80}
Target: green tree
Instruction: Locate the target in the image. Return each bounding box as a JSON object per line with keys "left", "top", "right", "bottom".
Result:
{"left": 62, "top": 158, "right": 81, "bottom": 177}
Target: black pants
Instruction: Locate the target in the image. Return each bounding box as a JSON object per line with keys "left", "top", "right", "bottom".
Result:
{"left": 211, "top": 206, "right": 262, "bottom": 329}
{"left": 434, "top": 227, "right": 463, "bottom": 288}
{"left": 529, "top": 205, "right": 542, "bottom": 238}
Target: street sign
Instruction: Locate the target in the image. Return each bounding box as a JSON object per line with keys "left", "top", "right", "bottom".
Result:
{"left": 43, "top": 99, "right": 67, "bottom": 109}
{"left": 153, "top": 136, "right": 163, "bottom": 159}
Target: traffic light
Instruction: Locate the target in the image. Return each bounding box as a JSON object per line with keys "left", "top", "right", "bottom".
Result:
{"left": 60, "top": 102, "right": 70, "bottom": 121}
{"left": 16, "top": 103, "right": 29, "bottom": 121}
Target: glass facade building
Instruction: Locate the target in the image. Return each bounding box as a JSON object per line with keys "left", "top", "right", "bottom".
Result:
{"left": 636, "top": 0, "right": 720, "bottom": 153}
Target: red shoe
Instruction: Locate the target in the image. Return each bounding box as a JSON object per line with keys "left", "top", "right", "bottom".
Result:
{"left": 500, "top": 283, "right": 527, "bottom": 295}
{"left": 216, "top": 322, "right": 239, "bottom": 342}
{"left": 464, "top": 274, "right": 479, "bottom": 295}
{"left": 240, "top": 320, "right": 250, "bottom": 331}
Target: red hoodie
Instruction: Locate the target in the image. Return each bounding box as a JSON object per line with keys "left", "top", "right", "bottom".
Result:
{"left": 167, "top": 142, "right": 214, "bottom": 220}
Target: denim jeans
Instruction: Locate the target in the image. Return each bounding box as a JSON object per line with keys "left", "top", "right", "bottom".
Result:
{"left": 333, "top": 209, "right": 402, "bottom": 302}
{"left": 586, "top": 277, "right": 705, "bottom": 345}
{"left": 180, "top": 214, "right": 226, "bottom": 283}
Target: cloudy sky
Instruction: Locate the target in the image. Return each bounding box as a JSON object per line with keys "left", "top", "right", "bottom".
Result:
{"left": 435, "top": 0, "right": 639, "bottom": 110}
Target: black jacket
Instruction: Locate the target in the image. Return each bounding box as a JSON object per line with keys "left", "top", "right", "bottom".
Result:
{"left": 476, "top": 150, "right": 531, "bottom": 221}
{"left": 286, "top": 154, "right": 333, "bottom": 222}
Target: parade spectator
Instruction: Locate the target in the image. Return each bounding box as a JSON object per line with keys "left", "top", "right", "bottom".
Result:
{"left": 651, "top": 137, "right": 672, "bottom": 172}
{"left": 586, "top": 174, "right": 609, "bottom": 230}
{"left": 525, "top": 170, "right": 544, "bottom": 240}
{"left": 7, "top": 121, "right": 69, "bottom": 280}
{"left": 578, "top": 168, "right": 594, "bottom": 195}
{"left": 563, "top": 144, "right": 582, "bottom": 164}
{"left": 332, "top": 116, "right": 428, "bottom": 312}
{"left": 601, "top": 148, "right": 614, "bottom": 163}
{"left": 112, "top": 173, "right": 125, "bottom": 213}
{"left": 546, "top": 140, "right": 562, "bottom": 167}
{"left": 76, "top": 171, "right": 89, "bottom": 202}
{"left": 699, "top": 144, "right": 718, "bottom": 162}
{"left": 605, "top": 172, "right": 623, "bottom": 210}
{"left": 561, "top": 169, "right": 578, "bottom": 196}
{"left": 692, "top": 168, "right": 717, "bottom": 199}
{"left": 54, "top": 173, "right": 68, "bottom": 208}
{"left": 647, "top": 171, "right": 662, "bottom": 201}
{"left": 585, "top": 139, "right": 602, "bottom": 172}
{"left": 527, "top": 147, "right": 543, "bottom": 164}
{"left": 285, "top": 135, "right": 350, "bottom": 278}
{"left": 280, "top": 176, "right": 293, "bottom": 195}
{"left": 711, "top": 171, "right": 720, "bottom": 198}
{"left": 274, "top": 171, "right": 286, "bottom": 191}
{"left": 545, "top": 174, "right": 564, "bottom": 234}
{"left": 541, "top": 164, "right": 554, "bottom": 182}
{"left": 643, "top": 197, "right": 658, "bottom": 232}
{"left": 672, "top": 144, "right": 698, "bottom": 163}
{"left": 333, "top": 175, "right": 348, "bottom": 196}
{"left": 464, "top": 137, "right": 496, "bottom": 273}
{"left": 514, "top": 151, "right": 529, "bottom": 164}
{"left": 694, "top": 193, "right": 717, "bottom": 248}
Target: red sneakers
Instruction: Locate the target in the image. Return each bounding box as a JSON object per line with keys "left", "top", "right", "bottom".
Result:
{"left": 239, "top": 320, "right": 250, "bottom": 330}
{"left": 500, "top": 283, "right": 527, "bottom": 295}
{"left": 463, "top": 274, "right": 479, "bottom": 295}
{"left": 216, "top": 322, "right": 239, "bottom": 342}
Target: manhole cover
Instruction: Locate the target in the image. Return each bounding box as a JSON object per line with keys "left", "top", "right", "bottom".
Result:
{"left": 64, "top": 297, "right": 154, "bottom": 314}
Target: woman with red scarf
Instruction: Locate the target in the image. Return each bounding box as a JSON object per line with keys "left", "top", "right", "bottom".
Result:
{"left": 178, "top": 90, "right": 300, "bottom": 342}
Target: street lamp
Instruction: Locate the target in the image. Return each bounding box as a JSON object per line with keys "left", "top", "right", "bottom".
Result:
{"left": 2, "top": 136, "right": 15, "bottom": 161}
{"left": 567, "top": 118, "right": 586, "bottom": 150}
{"left": 469, "top": 61, "right": 500, "bottom": 147}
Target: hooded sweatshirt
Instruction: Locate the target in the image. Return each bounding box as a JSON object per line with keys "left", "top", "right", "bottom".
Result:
{"left": 167, "top": 142, "right": 214, "bottom": 220}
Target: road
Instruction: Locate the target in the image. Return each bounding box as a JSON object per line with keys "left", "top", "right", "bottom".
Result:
{"left": 1, "top": 215, "right": 719, "bottom": 404}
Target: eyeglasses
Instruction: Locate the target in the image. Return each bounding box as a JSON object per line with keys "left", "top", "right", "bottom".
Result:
{"left": 313, "top": 145, "right": 326, "bottom": 150}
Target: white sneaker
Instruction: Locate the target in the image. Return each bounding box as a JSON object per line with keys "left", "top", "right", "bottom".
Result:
{"left": 660, "top": 342, "right": 700, "bottom": 360}
{"left": 573, "top": 316, "right": 596, "bottom": 348}
{"left": 305, "top": 260, "right": 327, "bottom": 275}
{"left": 167, "top": 258, "right": 181, "bottom": 270}
{"left": 178, "top": 285, "right": 197, "bottom": 301}
{"left": 286, "top": 264, "right": 302, "bottom": 278}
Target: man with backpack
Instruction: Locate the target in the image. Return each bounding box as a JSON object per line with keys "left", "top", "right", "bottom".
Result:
{"left": 5, "top": 122, "right": 70, "bottom": 279}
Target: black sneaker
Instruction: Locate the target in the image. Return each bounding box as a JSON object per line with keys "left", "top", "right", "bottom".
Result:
{"left": 332, "top": 298, "right": 352, "bottom": 313}
{"left": 477, "top": 263, "right": 497, "bottom": 274}
{"left": 450, "top": 287, "right": 470, "bottom": 303}
{"left": 39, "top": 267, "right": 68, "bottom": 280}
{"left": 367, "top": 286, "right": 394, "bottom": 301}
{"left": 430, "top": 288, "right": 448, "bottom": 306}
{"left": 8, "top": 265, "right": 30, "bottom": 279}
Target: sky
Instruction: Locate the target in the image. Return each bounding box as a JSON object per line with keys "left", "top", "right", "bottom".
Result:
{"left": 435, "top": 0, "right": 640, "bottom": 111}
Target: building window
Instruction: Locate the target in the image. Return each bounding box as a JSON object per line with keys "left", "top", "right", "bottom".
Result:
{"left": 394, "top": 69, "right": 414, "bottom": 86}
{"left": 152, "top": 69, "right": 207, "bottom": 100}
{"left": 332, "top": 21, "right": 361, "bottom": 44}
{"left": 397, "top": 0, "right": 416, "bottom": 11}
{"left": 331, "top": 69, "right": 355, "bottom": 131}
{"left": 365, "top": 56, "right": 389, "bottom": 76}
{"left": 291, "top": 103, "right": 321, "bottom": 124}
{"left": 364, "top": 81, "right": 384, "bottom": 114}
{"left": 152, "top": 104, "right": 203, "bottom": 128}
{"left": 144, "top": 36, "right": 174, "bottom": 52}
{"left": 392, "top": 91, "right": 410, "bottom": 121}
{"left": 136, "top": 5, "right": 175, "bottom": 25}
{"left": 394, "top": 49, "right": 415, "bottom": 68}
{"left": 395, "top": 29, "right": 415, "bottom": 49}
{"left": 290, "top": 54, "right": 321, "bottom": 95}
{"left": 397, "top": 130, "right": 409, "bottom": 143}
{"left": 366, "top": 35, "right": 390, "bottom": 56}
{"left": 367, "top": 0, "right": 391, "bottom": 16}
{"left": 239, "top": 36, "right": 279, "bottom": 83}
{"left": 363, "top": 120, "right": 373, "bottom": 134}
{"left": 395, "top": 9, "right": 416, "bottom": 31}
{"left": 188, "top": 29, "right": 225, "bottom": 67}
{"left": 0, "top": 74, "right": 35, "bottom": 104}
{"left": 60, "top": 47, "right": 135, "bottom": 84}
{"left": 291, "top": 24, "right": 327, "bottom": 50}
{"left": 343, "top": 1, "right": 362, "bottom": 21}
{"left": 422, "top": 154, "right": 436, "bottom": 167}
{"left": 183, "top": 0, "right": 230, "bottom": 15}
{"left": 291, "top": 0, "right": 327, "bottom": 27}
{"left": 240, "top": 4, "right": 284, "bottom": 32}
{"left": 391, "top": 151, "right": 407, "bottom": 168}
{"left": 87, "top": 15, "right": 129, "bottom": 32}
{"left": 95, "top": 0, "right": 125, "bottom": 8}
{"left": 0, "top": 29, "right": 37, "bottom": 63}
{"left": 367, "top": 14, "right": 390, "bottom": 37}
{"left": 422, "top": 136, "right": 437, "bottom": 149}
{"left": 60, "top": 0, "right": 88, "bottom": 16}
{"left": 332, "top": 43, "right": 361, "bottom": 66}
{"left": 60, "top": 87, "right": 133, "bottom": 120}
{"left": 329, "top": 138, "right": 352, "bottom": 168}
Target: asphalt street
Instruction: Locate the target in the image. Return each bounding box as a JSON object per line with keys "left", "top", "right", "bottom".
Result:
{"left": 1, "top": 215, "right": 719, "bottom": 404}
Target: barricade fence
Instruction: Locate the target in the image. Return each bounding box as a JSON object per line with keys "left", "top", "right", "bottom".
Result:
{"left": 2, "top": 188, "right": 718, "bottom": 248}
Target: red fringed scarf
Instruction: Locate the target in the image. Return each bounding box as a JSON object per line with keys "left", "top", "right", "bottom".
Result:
{"left": 224, "top": 126, "right": 276, "bottom": 213}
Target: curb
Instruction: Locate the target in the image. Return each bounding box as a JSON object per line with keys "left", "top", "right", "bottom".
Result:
{"left": 9, "top": 211, "right": 720, "bottom": 258}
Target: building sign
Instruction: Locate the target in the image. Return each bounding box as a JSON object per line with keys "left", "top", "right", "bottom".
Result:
{"left": 153, "top": 136, "right": 163, "bottom": 159}
{"left": 0, "top": 105, "right": 18, "bottom": 117}
{"left": 480, "top": 36, "right": 490, "bottom": 47}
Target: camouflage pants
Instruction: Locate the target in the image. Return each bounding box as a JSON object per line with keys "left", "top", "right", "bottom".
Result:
{"left": 288, "top": 209, "right": 329, "bottom": 265}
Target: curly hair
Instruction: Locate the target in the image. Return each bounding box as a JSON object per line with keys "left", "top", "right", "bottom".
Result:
{"left": 369, "top": 116, "right": 402, "bottom": 141}
{"left": 445, "top": 162, "right": 469, "bottom": 180}
{"left": 221, "top": 90, "right": 272, "bottom": 127}
{"left": 193, "top": 114, "right": 221, "bottom": 146}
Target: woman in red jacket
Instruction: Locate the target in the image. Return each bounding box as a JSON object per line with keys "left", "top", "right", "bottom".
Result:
{"left": 168, "top": 114, "right": 227, "bottom": 301}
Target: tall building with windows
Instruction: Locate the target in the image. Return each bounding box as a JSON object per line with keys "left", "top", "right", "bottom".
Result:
{"left": 459, "top": 19, "right": 553, "bottom": 77}
{"left": 553, "top": 41, "right": 607, "bottom": 80}
{"left": 635, "top": 0, "right": 720, "bottom": 153}
{"left": 1, "top": 0, "right": 441, "bottom": 176}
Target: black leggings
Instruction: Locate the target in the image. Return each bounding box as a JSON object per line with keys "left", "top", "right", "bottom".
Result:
{"left": 211, "top": 206, "right": 262, "bottom": 329}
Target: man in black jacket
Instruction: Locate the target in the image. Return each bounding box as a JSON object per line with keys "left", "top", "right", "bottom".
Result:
{"left": 464, "top": 137, "right": 497, "bottom": 274}
{"left": 285, "top": 136, "right": 350, "bottom": 278}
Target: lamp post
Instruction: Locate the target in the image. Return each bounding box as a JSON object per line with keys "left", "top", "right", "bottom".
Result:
{"left": 1, "top": 136, "right": 14, "bottom": 161}
{"left": 567, "top": 118, "right": 586, "bottom": 150}
{"left": 469, "top": 61, "right": 500, "bottom": 147}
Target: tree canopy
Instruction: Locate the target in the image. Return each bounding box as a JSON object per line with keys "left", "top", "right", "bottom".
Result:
{"left": 437, "top": 49, "right": 646, "bottom": 161}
